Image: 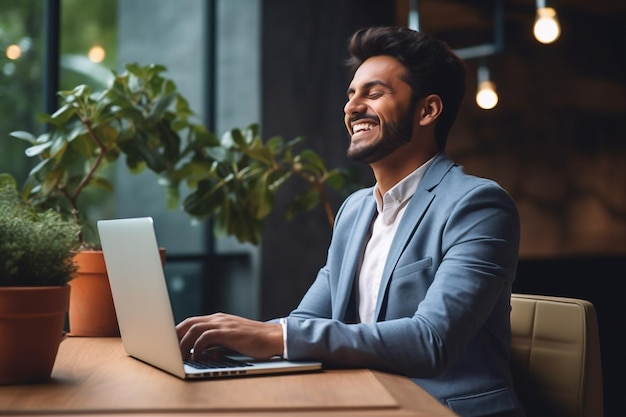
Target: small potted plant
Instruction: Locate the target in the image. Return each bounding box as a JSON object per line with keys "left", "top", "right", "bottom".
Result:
{"left": 0, "top": 173, "right": 81, "bottom": 385}
{"left": 9, "top": 63, "right": 347, "bottom": 336}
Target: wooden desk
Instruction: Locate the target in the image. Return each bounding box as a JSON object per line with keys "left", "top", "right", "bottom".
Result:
{"left": 0, "top": 337, "right": 456, "bottom": 416}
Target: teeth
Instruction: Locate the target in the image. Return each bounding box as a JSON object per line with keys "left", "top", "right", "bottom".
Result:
{"left": 353, "top": 123, "right": 375, "bottom": 133}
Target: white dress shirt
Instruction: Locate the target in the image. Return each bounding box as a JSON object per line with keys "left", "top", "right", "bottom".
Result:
{"left": 356, "top": 155, "right": 436, "bottom": 324}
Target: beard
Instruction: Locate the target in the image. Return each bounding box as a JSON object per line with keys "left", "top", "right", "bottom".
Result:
{"left": 346, "top": 105, "right": 415, "bottom": 164}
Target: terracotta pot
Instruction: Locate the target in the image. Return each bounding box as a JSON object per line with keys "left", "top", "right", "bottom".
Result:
{"left": 69, "top": 250, "right": 120, "bottom": 337}
{"left": 0, "top": 285, "right": 70, "bottom": 385}
{"left": 69, "top": 249, "right": 166, "bottom": 337}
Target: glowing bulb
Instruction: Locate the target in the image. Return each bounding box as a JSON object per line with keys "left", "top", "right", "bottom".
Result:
{"left": 88, "top": 45, "right": 106, "bottom": 63}
{"left": 534, "top": 7, "right": 561, "bottom": 44}
{"left": 476, "top": 81, "right": 498, "bottom": 110}
{"left": 5, "top": 44, "right": 21, "bottom": 60}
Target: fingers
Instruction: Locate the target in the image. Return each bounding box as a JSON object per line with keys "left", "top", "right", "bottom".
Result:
{"left": 176, "top": 315, "right": 220, "bottom": 360}
{"left": 176, "top": 313, "right": 284, "bottom": 361}
{"left": 177, "top": 313, "right": 244, "bottom": 360}
{"left": 189, "top": 328, "right": 220, "bottom": 361}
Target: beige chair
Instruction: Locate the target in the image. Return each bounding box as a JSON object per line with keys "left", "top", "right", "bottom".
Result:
{"left": 510, "top": 294, "right": 603, "bottom": 417}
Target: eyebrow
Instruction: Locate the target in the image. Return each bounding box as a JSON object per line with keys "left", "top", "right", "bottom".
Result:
{"left": 347, "top": 80, "right": 393, "bottom": 96}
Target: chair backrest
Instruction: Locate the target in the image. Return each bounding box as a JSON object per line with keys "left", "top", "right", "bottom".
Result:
{"left": 510, "top": 293, "right": 603, "bottom": 417}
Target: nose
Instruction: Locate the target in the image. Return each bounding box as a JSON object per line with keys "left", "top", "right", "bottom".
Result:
{"left": 344, "top": 95, "right": 365, "bottom": 117}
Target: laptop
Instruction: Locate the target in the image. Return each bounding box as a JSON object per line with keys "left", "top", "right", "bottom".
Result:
{"left": 97, "top": 217, "right": 322, "bottom": 379}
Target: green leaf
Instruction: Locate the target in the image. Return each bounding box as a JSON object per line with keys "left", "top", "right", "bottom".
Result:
{"left": 63, "top": 84, "right": 90, "bottom": 98}
{"left": 164, "top": 184, "right": 180, "bottom": 210}
{"left": 285, "top": 136, "right": 305, "bottom": 148}
{"left": 28, "top": 158, "right": 52, "bottom": 178}
{"left": 9, "top": 131, "right": 37, "bottom": 144}
{"left": 299, "top": 149, "right": 327, "bottom": 173}
{"left": 230, "top": 128, "right": 246, "bottom": 147}
{"left": 193, "top": 128, "right": 220, "bottom": 147}
{"left": 325, "top": 170, "right": 346, "bottom": 189}
{"left": 203, "top": 146, "right": 229, "bottom": 163}
{"left": 120, "top": 137, "right": 166, "bottom": 173}
{"left": 251, "top": 175, "right": 274, "bottom": 219}
{"left": 266, "top": 136, "right": 286, "bottom": 153}
{"left": 243, "top": 145, "right": 274, "bottom": 166}
{"left": 89, "top": 176, "right": 114, "bottom": 192}
{"left": 183, "top": 180, "right": 225, "bottom": 217}
{"left": 158, "top": 122, "right": 181, "bottom": 161}
{"left": 50, "top": 103, "right": 78, "bottom": 124}
{"left": 125, "top": 157, "right": 147, "bottom": 174}
{"left": 174, "top": 161, "right": 212, "bottom": 188}
{"left": 49, "top": 136, "right": 68, "bottom": 157}
{"left": 124, "top": 62, "right": 142, "bottom": 76}
{"left": 162, "top": 79, "right": 177, "bottom": 96}
{"left": 105, "top": 147, "right": 121, "bottom": 162}
{"left": 147, "top": 93, "right": 176, "bottom": 121}
{"left": 40, "top": 169, "right": 64, "bottom": 195}
{"left": 175, "top": 94, "right": 193, "bottom": 116}
{"left": 285, "top": 188, "right": 321, "bottom": 221}
{"left": 25, "top": 142, "right": 53, "bottom": 157}
{"left": 0, "top": 173, "right": 18, "bottom": 190}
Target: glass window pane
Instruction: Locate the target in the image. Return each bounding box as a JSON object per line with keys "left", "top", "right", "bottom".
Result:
{"left": 60, "top": 0, "right": 117, "bottom": 90}
{"left": 0, "top": 0, "right": 46, "bottom": 183}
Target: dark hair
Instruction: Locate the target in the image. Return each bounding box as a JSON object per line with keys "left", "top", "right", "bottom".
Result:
{"left": 346, "top": 27, "right": 466, "bottom": 150}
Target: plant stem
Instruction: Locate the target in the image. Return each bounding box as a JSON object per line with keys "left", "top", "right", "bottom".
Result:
{"left": 62, "top": 118, "right": 108, "bottom": 245}
{"left": 314, "top": 179, "right": 335, "bottom": 227}
{"left": 71, "top": 119, "right": 107, "bottom": 202}
{"left": 294, "top": 169, "right": 335, "bottom": 228}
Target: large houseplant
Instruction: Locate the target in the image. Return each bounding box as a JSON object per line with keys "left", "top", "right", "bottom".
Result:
{"left": 9, "top": 63, "right": 346, "bottom": 335}
{"left": 0, "top": 173, "right": 81, "bottom": 384}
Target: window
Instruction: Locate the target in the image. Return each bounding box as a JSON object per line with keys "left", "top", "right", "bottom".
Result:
{"left": 1, "top": 0, "right": 262, "bottom": 321}
{"left": 0, "top": 0, "right": 46, "bottom": 183}
{"left": 0, "top": 0, "right": 117, "bottom": 182}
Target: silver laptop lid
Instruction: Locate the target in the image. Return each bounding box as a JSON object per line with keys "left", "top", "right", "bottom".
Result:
{"left": 98, "top": 217, "right": 187, "bottom": 378}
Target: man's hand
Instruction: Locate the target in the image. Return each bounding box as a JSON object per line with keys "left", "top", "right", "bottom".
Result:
{"left": 176, "top": 313, "right": 284, "bottom": 361}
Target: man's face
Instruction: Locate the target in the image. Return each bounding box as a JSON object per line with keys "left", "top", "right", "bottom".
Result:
{"left": 344, "top": 55, "right": 415, "bottom": 164}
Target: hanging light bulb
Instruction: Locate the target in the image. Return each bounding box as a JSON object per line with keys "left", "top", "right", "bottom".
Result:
{"left": 408, "top": 0, "right": 420, "bottom": 31}
{"left": 533, "top": 0, "right": 561, "bottom": 44}
{"left": 476, "top": 63, "right": 498, "bottom": 110}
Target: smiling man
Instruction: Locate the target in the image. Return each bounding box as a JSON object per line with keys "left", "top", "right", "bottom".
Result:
{"left": 177, "top": 27, "right": 524, "bottom": 417}
{"left": 345, "top": 55, "right": 416, "bottom": 166}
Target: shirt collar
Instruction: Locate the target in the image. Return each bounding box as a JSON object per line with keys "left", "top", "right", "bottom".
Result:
{"left": 372, "top": 154, "right": 438, "bottom": 225}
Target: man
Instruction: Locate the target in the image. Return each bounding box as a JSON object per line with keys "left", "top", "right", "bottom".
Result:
{"left": 177, "top": 27, "right": 524, "bottom": 417}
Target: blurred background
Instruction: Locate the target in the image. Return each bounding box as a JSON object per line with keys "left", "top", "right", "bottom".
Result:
{"left": 0, "top": 0, "right": 624, "bottom": 414}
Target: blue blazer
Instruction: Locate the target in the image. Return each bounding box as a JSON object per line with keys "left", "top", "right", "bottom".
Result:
{"left": 284, "top": 153, "right": 524, "bottom": 417}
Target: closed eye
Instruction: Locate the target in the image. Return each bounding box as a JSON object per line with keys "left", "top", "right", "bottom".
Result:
{"left": 347, "top": 80, "right": 392, "bottom": 100}
{"left": 367, "top": 91, "right": 384, "bottom": 99}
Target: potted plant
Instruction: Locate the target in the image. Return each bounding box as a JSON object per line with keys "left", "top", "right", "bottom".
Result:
{"left": 9, "top": 63, "right": 347, "bottom": 335}
{"left": 9, "top": 63, "right": 200, "bottom": 336}
{"left": 0, "top": 173, "right": 81, "bottom": 385}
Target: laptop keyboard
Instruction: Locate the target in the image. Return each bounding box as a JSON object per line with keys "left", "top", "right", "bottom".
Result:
{"left": 185, "top": 351, "right": 252, "bottom": 370}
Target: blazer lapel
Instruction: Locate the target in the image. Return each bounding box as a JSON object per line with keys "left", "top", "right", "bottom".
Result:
{"left": 373, "top": 154, "right": 455, "bottom": 320}
{"left": 333, "top": 193, "right": 376, "bottom": 320}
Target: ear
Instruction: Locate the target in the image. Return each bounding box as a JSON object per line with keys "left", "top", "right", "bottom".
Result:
{"left": 417, "top": 94, "right": 443, "bottom": 127}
